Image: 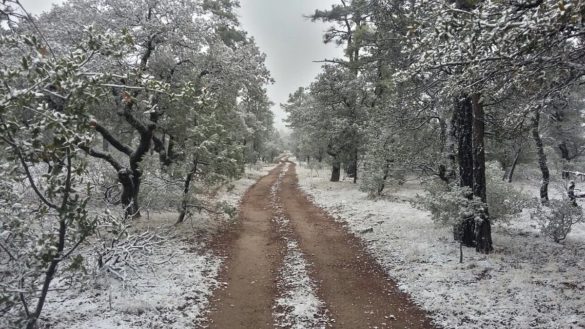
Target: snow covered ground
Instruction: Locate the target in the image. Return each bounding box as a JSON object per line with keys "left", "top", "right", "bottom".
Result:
{"left": 37, "top": 163, "right": 277, "bottom": 329}
{"left": 296, "top": 163, "right": 585, "bottom": 329}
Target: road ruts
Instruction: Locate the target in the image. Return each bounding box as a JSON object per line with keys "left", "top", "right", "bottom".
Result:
{"left": 279, "top": 162, "right": 436, "bottom": 329}
{"left": 206, "top": 163, "right": 285, "bottom": 329}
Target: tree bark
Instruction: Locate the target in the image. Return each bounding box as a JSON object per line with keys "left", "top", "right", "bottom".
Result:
{"left": 471, "top": 94, "right": 492, "bottom": 253}
{"left": 455, "top": 94, "right": 475, "bottom": 247}
{"left": 327, "top": 144, "right": 341, "bottom": 182}
{"left": 438, "top": 117, "right": 456, "bottom": 183}
{"left": 377, "top": 159, "right": 391, "bottom": 195}
{"left": 558, "top": 142, "right": 571, "bottom": 179}
{"left": 532, "top": 110, "right": 550, "bottom": 203}
{"left": 471, "top": 94, "right": 487, "bottom": 203}
{"left": 118, "top": 169, "right": 137, "bottom": 218}
{"left": 177, "top": 159, "right": 198, "bottom": 224}
{"left": 507, "top": 148, "right": 522, "bottom": 183}
{"left": 331, "top": 158, "right": 341, "bottom": 182}
{"left": 353, "top": 148, "right": 358, "bottom": 184}
{"left": 457, "top": 95, "right": 474, "bottom": 191}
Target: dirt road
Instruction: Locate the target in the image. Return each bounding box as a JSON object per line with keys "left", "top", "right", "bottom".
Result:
{"left": 206, "top": 162, "right": 435, "bottom": 328}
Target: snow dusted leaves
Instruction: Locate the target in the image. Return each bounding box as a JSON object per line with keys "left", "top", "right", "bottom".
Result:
{"left": 270, "top": 163, "right": 331, "bottom": 329}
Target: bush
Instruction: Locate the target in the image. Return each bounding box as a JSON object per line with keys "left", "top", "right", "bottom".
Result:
{"left": 416, "top": 162, "right": 533, "bottom": 227}
{"left": 360, "top": 158, "right": 405, "bottom": 198}
{"left": 485, "top": 161, "right": 533, "bottom": 221}
{"left": 414, "top": 180, "right": 483, "bottom": 226}
{"left": 530, "top": 200, "right": 584, "bottom": 243}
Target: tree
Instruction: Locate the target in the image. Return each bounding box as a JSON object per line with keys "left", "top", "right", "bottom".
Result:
{"left": 0, "top": 7, "right": 130, "bottom": 325}
{"left": 34, "top": 0, "right": 273, "bottom": 218}
{"left": 309, "top": 0, "right": 376, "bottom": 182}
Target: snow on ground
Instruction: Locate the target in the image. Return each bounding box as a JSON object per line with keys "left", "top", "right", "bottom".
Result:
{"left": 41, "top": 235, "right": 221, "bottom": 329}
{"left": 271, "top": 163, "right": 331, "bottom": 329}
{"left": 295, "top": 163, "right": 585, "bottom": 329}
{"left": 37, "top": 162, "right": 278, "bottom": 329}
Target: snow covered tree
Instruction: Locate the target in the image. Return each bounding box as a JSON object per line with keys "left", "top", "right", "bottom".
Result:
{"left": 0, "top": 5, "right": 134, "bottom": 325}
{"left": 32, "top": 0, "right": 273, "bottom": 218}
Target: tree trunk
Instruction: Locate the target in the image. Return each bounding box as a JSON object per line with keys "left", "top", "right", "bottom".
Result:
{"left": 331, "top": 158, "right": 341, "bottom": 182}
{"left": 131, "top": 170, "right": 141, "bottom": 217}
{"left": 559, "top": 142, "right": 570, "bottom": 161}
{"left": 457, "top": 95, "right": 474, "bottom": 191}
{"left": 507, "top": 148, "right": 522, "bottom": 183}
{"left": 327, "top": 144, "right": 341, "bottom": 182}
{"left": 377, "top": 159, "right": 391, "bottom": 195}
{"left": 471, "top": 94, "right": 492, "bottom": 253}
{"left": 118, "top": 169, "right": 139, "bottom": 218}
{"left": 455, "top": 94, "right": 475, "bottom": 247}
{"left": 558, "top": 142, "right": 571, "bottom": 179}
{"left": 353, "top": 148, "right": 358, "bottom": 184}
{"left": 472, "top": 94, "right": 487, "bottom": 203}
{"left": 532, "top": 110, "right": 550, "bottom": 203}
{"left": 438, "top": 117, "right": 456, "bottom": 183}
{"left": 177, "top": 160, "right": 198, "bottom": 224}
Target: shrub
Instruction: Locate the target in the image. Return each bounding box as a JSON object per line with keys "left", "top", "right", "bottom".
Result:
{"left": 414, "top": 180, "right": 483, "bottom": 226}
{"left": 485, "top": 161, "right": 534, "bottom": 222}
{"left": 530, "top": 200, "right": 584, "bottom": 243}
{"left": 416, "top": 162, "right": 533, "bottom": 227}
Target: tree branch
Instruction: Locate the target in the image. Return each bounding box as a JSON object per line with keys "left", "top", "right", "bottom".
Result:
{"left": 92, "top": 121, "right": 133, "bottom": 156}
{"left": 78, "top": 145, "right": 123, "bottom": 171}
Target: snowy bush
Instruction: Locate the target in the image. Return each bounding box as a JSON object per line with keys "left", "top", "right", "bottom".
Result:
{"left": 416, "top": 169, "right": 530, "bottom": 228}
{"left": 414, "top": 181, "right": 483, "bottom": 226}
{"left": 530, "top": 200, "right": 584, "bottom": 243}
{"left": 486, "top": 162, "right": 533, "bottom": 221}
{"left": 360, "top": 154, "right": 405, "bottom": 197}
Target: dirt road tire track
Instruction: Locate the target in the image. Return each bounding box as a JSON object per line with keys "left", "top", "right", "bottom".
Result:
{"left": 205, "top": 162, "right": 435, "bottom": 328}
{"left": 280, "top": 162, "right": 435, "bottom": 329}
{"left": 206, "top": 164, "right": 285, "bottom": 329}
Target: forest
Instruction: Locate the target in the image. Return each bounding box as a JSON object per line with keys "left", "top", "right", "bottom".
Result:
{"left": 1, "top": 0, "right": 584, "bottom": 328}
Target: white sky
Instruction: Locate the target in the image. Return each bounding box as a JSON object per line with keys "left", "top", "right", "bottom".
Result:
{"left": 19, "top": 0, "right": 344, "bottom": 131}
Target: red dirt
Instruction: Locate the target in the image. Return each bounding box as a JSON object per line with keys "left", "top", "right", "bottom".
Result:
{"left": 280, "top": 163, "right": 435, "bottom": 328}
{"left": 206, "top": 164, "right": 285, "bottom": 329}
{"left": 205, "top": 162, "right": 436, "bottom": 329}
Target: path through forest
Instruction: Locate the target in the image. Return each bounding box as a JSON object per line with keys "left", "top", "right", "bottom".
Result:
{"left": 206, "top": 161, "right": 435, "bottom": 328}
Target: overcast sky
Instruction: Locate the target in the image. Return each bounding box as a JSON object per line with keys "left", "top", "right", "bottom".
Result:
{"left": 20, "top": 0, "right": 343, "bottom": 131}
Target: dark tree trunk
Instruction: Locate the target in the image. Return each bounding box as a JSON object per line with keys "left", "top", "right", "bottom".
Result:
{"left": 327, "top": 144, "right": 341, "bottom": 182}
{"left": 346, "top": 159, "right": 357, "bottom": 180}
{"left": 353, "top": 148, "right": 358, "bottom": 184}
{"left": 471, "top": 94, "right": 492, "bottom": 253}
{"left": 457, "top": 95, "right": 474, "bottom": 191}
{"left": 118, "top": 169, "right": 139, "bottom": 218}
{"left": 438, "top": 117, "right": 456, "bottom": 183}
{"left": 472, "top": 94, "right": 487, "bottom": 203}
{"left": 130, "top": 170, "right": 141, "bottom": 217}
{"left": 532, "top": 110, "right": 550, "bottom": 203}
{"left": 474, "top": 208, "right": 492, "bottom": 253}
{"left": 558, "top": 142, "right": 571, "bottom": 179}
{"left": 559, "top": 142, "right": 570, "bottom": 161}
{"left": 331, "top": 158, "right": 341, "bottom": 182}
{"left": 454, "top": 94, "right": 475, "bottom": 247}
{"left": 177, "top": 160, "right": 198, "bottom": 224}
{"left": 377, "top": 159, "right": 391, "bottom": 195}
{"left": 507, "top": 148, "right": 522, "bottom": 183}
